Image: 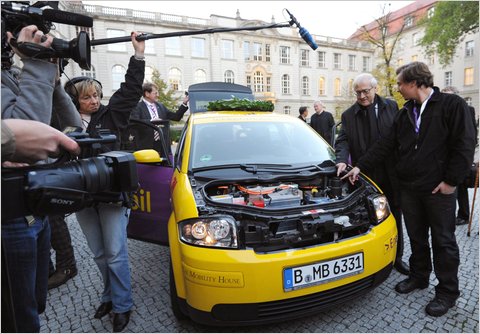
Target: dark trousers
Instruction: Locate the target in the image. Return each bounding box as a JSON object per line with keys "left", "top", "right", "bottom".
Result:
{"left": 49, "top": 215, "right": 76, "bottom": 272}
{"left": 456, "top": 182, "right": 470, "bottom": 220}
{"left": 401, "top": 190, "right": 460, "bottom": 301}
{"left": 1, "top": 217, "right": 50, "bottom": 332}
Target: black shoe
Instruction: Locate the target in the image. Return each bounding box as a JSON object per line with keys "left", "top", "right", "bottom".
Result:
{"left": 394, "top": 260, "right": 410, "bottom": 275}
{"left": 426, "top": 296, "right": 455, "bottom": 317}
{"left": 113, "top": 310, "right": 131, "bottom": 332}
{"left": 94, "top": 302, "right": 113, "bottom": 319}
{"left": 395, "top": 278, "right": 429, "bottom": 294}
{"left": 455, "top": 217, "right": 468, "bottom": 226}
{"left": 47, "top": 267, "right": 78, "bottom": 290}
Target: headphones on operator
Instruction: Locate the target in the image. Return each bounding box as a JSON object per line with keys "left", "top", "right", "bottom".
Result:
{"left": 64, "top": 76, "right": 103, "bottom": 109}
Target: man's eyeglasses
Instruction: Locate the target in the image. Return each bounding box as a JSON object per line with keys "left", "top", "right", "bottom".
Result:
{"left": 354, "top": 87, "right": 373, "bottom": 97}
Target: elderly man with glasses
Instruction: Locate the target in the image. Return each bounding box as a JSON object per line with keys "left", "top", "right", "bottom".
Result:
{"left": 335, "top": 73, "right": 409, "bottom": 276}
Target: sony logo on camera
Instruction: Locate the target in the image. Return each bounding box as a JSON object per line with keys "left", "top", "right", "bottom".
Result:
{"left": 50, "top": 198, "right": 75, "bottom": 206}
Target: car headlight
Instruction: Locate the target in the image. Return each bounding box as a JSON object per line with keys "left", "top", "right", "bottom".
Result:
{"left": 179, "top": 216, "right": 238, "bottom": 249}
{"left": 367, "top": 194, "right": 391, "bottom": 225}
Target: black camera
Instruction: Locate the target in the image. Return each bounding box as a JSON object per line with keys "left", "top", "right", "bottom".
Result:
{"left": 1, "top": 1, "right": 93, "bottom": 69}
{"left": 1, "top": 131, "right": 139, "bottom": 221}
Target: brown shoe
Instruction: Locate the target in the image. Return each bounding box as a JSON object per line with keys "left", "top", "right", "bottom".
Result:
{"left": 47, "top": 268, "right": 77, "bottom": 290}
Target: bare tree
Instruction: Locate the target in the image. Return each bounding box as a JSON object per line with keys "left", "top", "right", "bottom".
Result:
{"left": 359, "top": 4, "right": 405, "bottom": 98}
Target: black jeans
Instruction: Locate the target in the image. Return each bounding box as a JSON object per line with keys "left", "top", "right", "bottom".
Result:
{"left": 49, "top": 215, "right": 76, "bottom": 272}
{"left": 401, "top": 190, "right": 460, "bottom": 302}
{"left": 456, "top": 182, "right": 470, "bottom": 220}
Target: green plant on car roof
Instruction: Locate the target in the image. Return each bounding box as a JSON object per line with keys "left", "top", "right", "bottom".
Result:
{"left": 207, "top": 98, "right": 274, "bottom": 112}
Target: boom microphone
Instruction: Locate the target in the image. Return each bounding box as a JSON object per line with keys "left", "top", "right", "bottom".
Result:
{"left": 285, "top": 9, "right": 318, "bottom": 51}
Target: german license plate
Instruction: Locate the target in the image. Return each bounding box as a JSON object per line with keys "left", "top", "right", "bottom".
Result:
{"left": 283, "top": 252, "right": 364, "bottom": 291}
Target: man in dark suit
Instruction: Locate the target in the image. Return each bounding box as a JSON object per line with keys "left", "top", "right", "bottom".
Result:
{"left": 335, "top": 73, "right": 409, "bottom": 276}
{"left": 131, "top": 82, "right": 189, "bottom": 122}
{"left": 128, "top": 83, "right": 189, "bottom": 151}
{"left": 298, "top": 106, "right": 308, "bottom": 122}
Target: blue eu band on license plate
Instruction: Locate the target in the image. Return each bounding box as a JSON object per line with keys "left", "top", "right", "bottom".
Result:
{"left": 283, "top": 252, "right": 364, "bottom": 291}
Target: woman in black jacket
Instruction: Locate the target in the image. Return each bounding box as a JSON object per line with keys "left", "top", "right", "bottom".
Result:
{"left": 64, "top": 32, "right": 145, "bottom": 333}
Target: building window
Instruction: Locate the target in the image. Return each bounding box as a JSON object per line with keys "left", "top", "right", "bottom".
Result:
{"left": 168, "top": 67, "right": 182, "bottom": 91}
{"left": 107, "top": 29, "right": 126, "bottom": 52}
{"left": 243, "top": 41, "right": 250, "bottom": 61}
{"left": 302, "top": 76, "right": 309, "bottom": 95}
{"left": 362, "top": 56, "right": 370, "bottom": 72}
{"left": 144, "top": 66, "right": 154, "bottom": 83}
{"left": 301, "top": 49, "right": 310, "bottom": 67}
{"left": 397, "top": 58, "right": 404, "bottom": 67}
{"left": 81, "top": 65, "right": 96, "bottom": 80}
{"left": 465, "top": 40, "right": 474, "bottom": 57}
{"left": 444, "top": 71, "right": 452, "bottom": 87}
{"left": 333, "top": 53, "right": 341, "bottom": 69}
{"left": 253, "top": 71, "right": 264, "bottom": 92}
{"left": 141, "top": 32, "right": 155, "bottom": 54}
{"left": 411, "top": 55, "right": 418, "bottom": 61}
{"left": 266, "top": 77, "right": 271, "bottom": 92}
{"left": 429, "top": 54, "right": 435, "bottom": 65}
{"left": 194, "top": 69, "right": 207, "bottom": 83}
{"left": 348, "top": 79, "right": 354, "bottom": 96}
{"left": 412, "top": 33, "right": 421, "bottom": 46}
{"left": 465, "top": 97, "right": 472, "bottom": 106}
{"left": 464, "top": 67, "right": 474, "bottom": 86}
{"left": 191, "top": 38, "right": 205, "bottom": 57}
{"left": 397, "top": 38, "right": 405, "bottom": 50}
{"left": 76, "top": 26, "right": 95, "bottom": 49}
{"left": 246, "top": 75, "right": 251, "bottom": 89}
{"left": 265, "top": 44, "right": 271, "bottom": 62}
{"left": 348, "top": 55, "right": 356, "bottom": 71}
{"left": 282, "top": 74, "right": 290, "bottom": 94}
{"left": 427, "top": 7, "right": 435, "bottom": 19}
{"left": 334, "top": 78, "right": 341, "bottom": 96}
{"left": 280, "top": 46, "right": 290, "bottom": 64}
{"left": 404, "top": 16, "right": 413, "bottom": 27}
{"left": 165, "top": 37, "right": 181, "bottom": 56}
{"left": 224, "top": 70, "right": 235, "bottom": 83}
{"left": 283, "top": 106, "right": 291, "bottom": 115}
{"left": 317, "top": 51, "right": 326, "bottom": 68}
{"left": 111, "top": 65, "right": 126, "bottom": 90}
{"left": 253, "top": 43, "right": 262, "bottom": 61}
{"left": 318, "top": 77, "right": 325, "bottom": 95}
{"left": 221, "top": 39, "right": 234, "bottom": 59}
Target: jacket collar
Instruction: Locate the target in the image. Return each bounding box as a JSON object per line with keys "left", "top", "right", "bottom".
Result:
{"left": 353, "top": 94, "right": 385, "bottom": 115}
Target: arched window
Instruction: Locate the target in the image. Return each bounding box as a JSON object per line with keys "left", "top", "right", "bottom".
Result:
{"left": 282, "top": 74, "right": 290, "bottom": 94}
{"left": 168, "top": 67, "right": 182, "bottom": 91}
{"left": 81, "top": 65, "right": 96, "bottom": 80}
{"left": 194, "top": 69, "right": 207, "bottom": 83}
{"left": 319, "top": 77, "right": 325, "bottom": 95}
{"left": 302, "top": 76, "right": 309, "bottom": 95}
{"left": 224, "top": 70, "right": 235, "bottom": 83}
{"left": 111, "top": 65, "right": 126, "bottom": 90}
{"left": 253, "top": 71, "right": 264, "bottom": 93}
{"left": 334, "top": 78, "right": 341, "bottom": 96}
{"left": 348, "top": 79, "right": 354, "bottom": 96}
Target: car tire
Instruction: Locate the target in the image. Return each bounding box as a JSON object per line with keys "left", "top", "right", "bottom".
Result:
{"left": 169, "top": 261, "right": 188, "bottom": 320}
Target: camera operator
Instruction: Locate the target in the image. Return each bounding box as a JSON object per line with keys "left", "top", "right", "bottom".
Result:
{"left": 1, "top": 23, "right": 83, "bottom": 332}
{"left": 63, "top": 31, "right": 144, "bottom": 333}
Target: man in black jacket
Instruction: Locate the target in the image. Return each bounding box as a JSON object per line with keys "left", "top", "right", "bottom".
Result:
{"left": 343, "top": 62, "right": 476, "bottom": 317}
{"left": 310, "top": 100, "right": 335, "bottom": 145}
{"left": 336, "top": 73, "right": 409, "bottom": 276}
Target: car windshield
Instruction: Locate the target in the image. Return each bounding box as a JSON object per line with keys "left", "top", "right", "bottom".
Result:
{"left": 190, "top": 119, "right": 335, "bottom": 170}
{"left": 189, "top": 92, "right": 254, "bottom": 113}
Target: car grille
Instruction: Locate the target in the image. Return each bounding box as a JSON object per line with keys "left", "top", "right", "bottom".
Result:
{"left": 211, "top": 264, "right": 392, "bottom": 323}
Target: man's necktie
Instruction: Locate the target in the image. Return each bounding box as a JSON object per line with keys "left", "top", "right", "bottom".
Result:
{"left": 149, "top": 104, "right": 160, "bottom": 141}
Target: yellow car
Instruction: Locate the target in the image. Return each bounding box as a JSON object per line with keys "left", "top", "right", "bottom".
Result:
{"left": 165, "top": 109, "right": 397, "bottom": 326}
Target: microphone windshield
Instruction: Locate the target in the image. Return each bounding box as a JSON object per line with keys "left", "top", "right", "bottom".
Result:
{"left": 299, "top": 27, "right": 318, "bottom": 50}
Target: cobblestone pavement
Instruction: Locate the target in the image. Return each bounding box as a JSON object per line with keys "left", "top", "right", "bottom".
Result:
{"left": 41, "top": 190, "right": 479, "bottom": 333}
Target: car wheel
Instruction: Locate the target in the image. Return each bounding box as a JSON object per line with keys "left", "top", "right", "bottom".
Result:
{"left": 169, "top": 262, "right": 188, "bottom": 320}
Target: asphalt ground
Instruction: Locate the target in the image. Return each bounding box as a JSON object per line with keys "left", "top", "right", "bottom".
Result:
{"left": 40, "top": 189, "right": 479, "bottom": 333}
